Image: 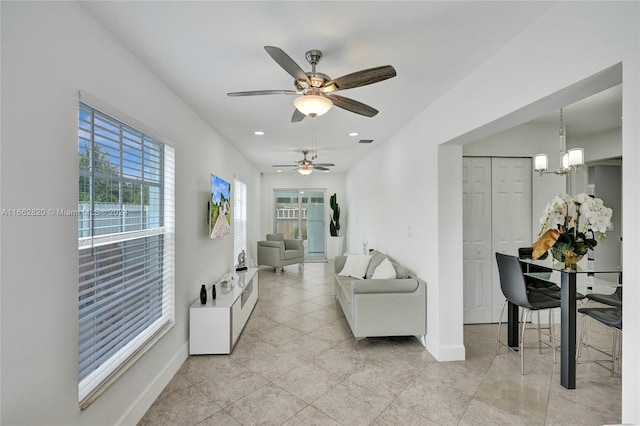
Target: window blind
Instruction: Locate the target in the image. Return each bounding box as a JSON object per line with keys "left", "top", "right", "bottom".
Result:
{"left": 233, "top": 178, "right": 247, "bottom": 264}
{"left": 78, "top": 102, "right": 175, "bottom": 406}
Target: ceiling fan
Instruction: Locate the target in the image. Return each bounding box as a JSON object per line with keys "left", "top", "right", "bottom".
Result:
{"left": 272, "top": 150, "right": 335, "bottom": 175}
{"left": 227, "top": 46, "right": 397, "bottom": 122}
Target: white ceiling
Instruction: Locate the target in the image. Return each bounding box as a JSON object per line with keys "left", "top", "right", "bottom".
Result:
{"left": 80, "top": 1, "right": 621, "bottom": 174}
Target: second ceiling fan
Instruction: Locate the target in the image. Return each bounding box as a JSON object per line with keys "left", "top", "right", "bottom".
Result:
{"left": 227, "top": 46, "right": 396, "bottom": 122}
{"left": 273, "top": 150, "right": 334, "bottom": 175}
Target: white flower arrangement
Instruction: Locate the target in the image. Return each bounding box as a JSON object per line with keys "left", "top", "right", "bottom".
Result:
{"left": 535, "top": 193, "right": 612, "bottom": 262}
{"left": 538, "top": 193, "right": 612, "bottom": 238}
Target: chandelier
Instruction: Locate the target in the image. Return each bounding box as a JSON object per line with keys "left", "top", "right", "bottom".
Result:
{"left": 534, "top": 108, "right": 584, "bottom": 176}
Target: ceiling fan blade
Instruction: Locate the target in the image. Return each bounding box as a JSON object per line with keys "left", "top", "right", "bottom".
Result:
{"left": 272, "top": 164, "right": 298, "bottom": 168}
{"left": 291, "top": 109, "right": 306, "bottom": 122}
{"left": 227, "top": 89, "right": 298, "bottom": 97}
{"left": 313, "top": 166, "right": 330, "bottom": 171}
{"left": 324, "top": 65, "right": 396, "bottom": 92}
{"left": 264, "top": 46, "right": 311, "bottom": 86}
{"left": 326, "top": 94, "right": 378, "bottom": 117}
{"left": 314, "top": 163, "right": 335, "bottom": 167}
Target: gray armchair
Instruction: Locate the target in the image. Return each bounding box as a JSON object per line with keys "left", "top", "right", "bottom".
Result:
{"left": 257, "top": 233, "right": 304, "bottom": 270}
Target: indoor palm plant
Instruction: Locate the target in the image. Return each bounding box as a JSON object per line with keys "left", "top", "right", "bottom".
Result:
{"left": 535, "top": 193, "right": 612, "bottom": 267}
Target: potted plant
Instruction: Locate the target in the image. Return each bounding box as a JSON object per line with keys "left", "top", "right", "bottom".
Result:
{"left": 327, "top": 193, "right": 344, "bottom": 259}
{"left": 329, "top": 193, "right": 340, "bottom": 236}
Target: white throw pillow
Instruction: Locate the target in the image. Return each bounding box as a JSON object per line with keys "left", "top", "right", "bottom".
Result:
{"left": 371, "top": 257, "right": 397, "bottom": 279}
{"left": 339, "top": 254, "right": 372, "bottom": 279}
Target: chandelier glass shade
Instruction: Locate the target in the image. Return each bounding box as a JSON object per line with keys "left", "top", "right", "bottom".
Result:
{"left": 293, "top": 94, "right": 333, "bottom": 118}
{"left": 534, "top": 108, "right": 584, "bottom": 176}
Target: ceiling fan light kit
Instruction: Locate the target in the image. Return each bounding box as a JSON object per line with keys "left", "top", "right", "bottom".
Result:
{"left": 293, "top": 94, "right": 333, "bottom": 117}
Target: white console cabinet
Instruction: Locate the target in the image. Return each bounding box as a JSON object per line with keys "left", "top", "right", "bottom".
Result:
{"left": 189, "top": 268, "right": 258, "bottom": 354}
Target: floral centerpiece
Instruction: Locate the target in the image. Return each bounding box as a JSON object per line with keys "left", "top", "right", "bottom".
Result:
{"left": 533, "top": 193, "right": 612, "bottom": 268}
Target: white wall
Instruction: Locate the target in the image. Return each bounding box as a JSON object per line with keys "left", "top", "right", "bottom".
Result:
{"left": 259, "top": 172, "right": 345, "bottom": 250}
{"left": 0, "top": 2, "right": 260, "bottom": 424}
{"left": 344, "top": 2, "right": 640, "bottom": 422}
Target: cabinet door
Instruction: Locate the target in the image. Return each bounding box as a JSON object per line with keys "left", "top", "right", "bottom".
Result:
{"left": 463, "top": 157, "right": 531, "bottom": 324}
{"left": 491, "top": 157, "right": 531, "bottom": 322}
{"left": 231, "top": 273, "right": 258, "bottom": 347}
{"left": 463, "top": 158, "right": 493, "bottom": 324}
{"left": 189, "top": 307, "right": 231, "bottom": 354}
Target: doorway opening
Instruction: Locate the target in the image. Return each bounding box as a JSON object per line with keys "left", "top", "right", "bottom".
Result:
{"left": 273, "top": 189, "right": 326, "bottom": 260}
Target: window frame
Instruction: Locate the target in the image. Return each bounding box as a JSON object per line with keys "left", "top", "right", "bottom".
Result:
{"left": 77, "top": 92, "right": 175, "bottom": 408}
{"left": 233, "top": 177, "right": 248, "bottom": 265}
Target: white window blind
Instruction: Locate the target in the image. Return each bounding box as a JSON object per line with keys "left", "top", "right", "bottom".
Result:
{"left": 233, "top": 178, "right": 247, "bottom": 264}
{"left": 77, "top": 102, "right": 175, "bottom": 407}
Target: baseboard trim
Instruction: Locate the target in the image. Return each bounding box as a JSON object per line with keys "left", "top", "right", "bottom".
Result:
{"left": 424, "top": 335, "right": 466, "bottom": 361}
{"left": 118, "top": 341, "right": 189, "bottom": 425}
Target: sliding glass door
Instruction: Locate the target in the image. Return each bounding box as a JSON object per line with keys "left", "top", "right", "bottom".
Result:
{"left": 274, "top": 189, "right": 326, "bottom": 259}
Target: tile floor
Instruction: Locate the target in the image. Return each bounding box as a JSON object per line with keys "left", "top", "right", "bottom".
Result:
{"left": 139, "top": 262, "right": 621, "bottom": 425}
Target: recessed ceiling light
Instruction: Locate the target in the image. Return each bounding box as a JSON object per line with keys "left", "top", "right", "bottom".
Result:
{"left": 276, "top": 169, "right": 282, "bottom": 173}
{"left": 254, "top": 131, "right": 265, "bottom": 135}
{"left": 349, "top": 132, "right": 359, "bottom": 137}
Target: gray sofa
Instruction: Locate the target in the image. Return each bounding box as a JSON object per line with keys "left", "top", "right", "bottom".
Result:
{"left": 257, "top": 233, "right": 304, "bottom": 270}
{"left": 334, "top": 251, "right": 426, "bottom": 339}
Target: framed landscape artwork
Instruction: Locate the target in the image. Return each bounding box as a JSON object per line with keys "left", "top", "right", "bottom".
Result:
{"left": 209, "top": 173, "right": 231, "bottom": 239}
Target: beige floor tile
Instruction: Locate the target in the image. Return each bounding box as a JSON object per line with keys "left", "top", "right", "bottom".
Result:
{"left": 195, "top": 410, "right": 242, "bottom": 426}
{"left": 240, "top": 348, "right": 307, "bottom": 381}
{"left": 344, "top": 360, "right": 421, "bottom": 399}
{"left": 371, "top": 401, "right": 440, "bottom": 426}
{"left": 194, "top": 362, "right": 268, "bottom": 408}
{"left": 282, "top": 314, "right": 329, "bottom": 333}
{"left": 138, "top": 385, "right": 221, "bottom": 426}
{"left": 252, "top": 323, "right": 303, "bottom": 346}
{"left": 228, "top": 333, "right": 279, "bottom": 364}
{"left": 311, "top": 345, "right": 367, "bottom": 379}
{"left": 307, "top": 319, "right": 353, "bottom": 345}
{"left": 458, "top": 399, "right": 542, "bottom": 425}
{"left": 312, "top": 381, "right": 391, "bottom": 426}
{"left": 139, "top": 263, "right": 622, "bottom": 426}
{"left": 178, "top": 355, "right": 236, "bottom": 385}
{"left": 395, "top": 362, "right": 484, "bottom": 425}
{"left": 272, "top": 364, "right": 342, "bottom": 404}
{"left": 277, "top": 333, "right": 335, "bottom": 361}
{"left": 281, "top": 405, "right": 342, "bottom": 426}
{"left": 226, "top": 383, "right": 306, "bottom": 425}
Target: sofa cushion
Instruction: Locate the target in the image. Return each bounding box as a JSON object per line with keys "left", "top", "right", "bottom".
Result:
{"left": 365, "top": 250, "right": 387, "bottom": 278}
{"left": 372, "top": 257, "right": 397, "bottom": 279}
{"left": 339, "top": 254, "right": 372, "bottom": 279}
{"left": 392, "top": 262, "right": 410, "bottom": 279}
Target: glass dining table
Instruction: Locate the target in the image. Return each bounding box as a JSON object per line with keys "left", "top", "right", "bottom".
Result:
{"left": 516, "top": 257, "right": 621, "bottom": 389}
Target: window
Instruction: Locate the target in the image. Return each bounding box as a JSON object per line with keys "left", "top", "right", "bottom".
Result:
{"left": 77, "top": 100, "right": 175, "bottom": 406}
{"left": 233, "top": 178, "right": 247, "bottom": 264}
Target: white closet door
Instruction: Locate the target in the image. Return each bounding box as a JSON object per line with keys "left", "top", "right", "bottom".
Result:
{"left": 491, "top": 157, "right": 531, "bottom": 322}
{"left": 463, "top": 157, "right": 532, "bottom": 324}
{"left": 463, "top": 158, "right": 493, "bottom": 323}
